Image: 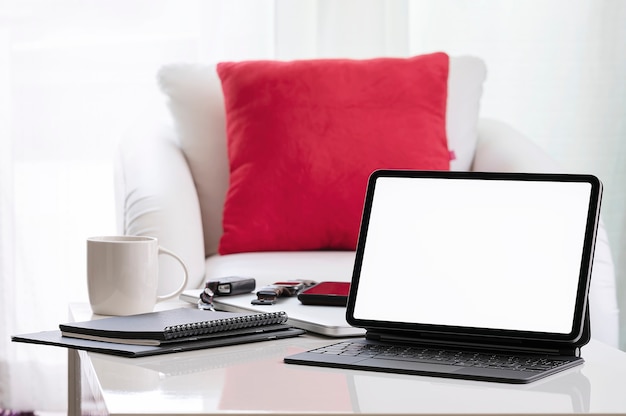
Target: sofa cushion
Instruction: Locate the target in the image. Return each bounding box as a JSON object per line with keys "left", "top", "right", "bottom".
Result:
{"left": 217, "top": 53, "right": 450, "bottom": 254}
{"left": 204, "top": 251, "right": 356, "bottom": 286}
{"left": 158, "top": 55, "right": 486, "bottom": 256}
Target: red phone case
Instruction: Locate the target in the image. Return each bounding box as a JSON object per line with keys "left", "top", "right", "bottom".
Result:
{"left": 297, "top": 282, "right": 350, "bottom": 306}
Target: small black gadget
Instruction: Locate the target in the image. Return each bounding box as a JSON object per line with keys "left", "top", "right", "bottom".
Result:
{"left": 207, "top": 276, "right": 256, "bottom": 296}
{"left": 198, "top": 276, "right": 256, "bottom": 310}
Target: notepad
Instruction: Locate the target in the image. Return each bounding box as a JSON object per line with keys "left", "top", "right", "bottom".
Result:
{"left": 60, "top": 308, "right": 291, "bottom": 346}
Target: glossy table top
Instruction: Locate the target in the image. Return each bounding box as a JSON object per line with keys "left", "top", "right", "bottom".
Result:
{"left": 71, "top": 303, "right": 626, "bottom": 415}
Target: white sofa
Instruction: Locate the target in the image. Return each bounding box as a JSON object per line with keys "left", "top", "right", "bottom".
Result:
{"left": 114, "top": 56, "right": 620, "bottom": 347}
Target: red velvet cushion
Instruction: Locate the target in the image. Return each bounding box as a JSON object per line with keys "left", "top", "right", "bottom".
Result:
{"left": 217, "top": 52, "right": 450, "bottom": 255}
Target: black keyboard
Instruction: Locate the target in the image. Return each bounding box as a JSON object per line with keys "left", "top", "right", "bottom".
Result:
{"left": 309, "top": 341, "right": 569, "bottom": 373}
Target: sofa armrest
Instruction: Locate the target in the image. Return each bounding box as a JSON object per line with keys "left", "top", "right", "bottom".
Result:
{"left": 114, "top": 123, "right": 206, "bottom": 293}
{"left": 589, "top": 222, "right": 620, "bottom": 347}
{"left": 472, "top": 118, "right": 559, "bottom": 173}
{"left": 472, "top": 118, "right": 619, "bottom": 347}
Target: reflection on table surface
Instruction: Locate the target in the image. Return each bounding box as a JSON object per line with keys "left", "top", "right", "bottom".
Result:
{"left": 85, "top": 336, "right": 624, "bottom": 414}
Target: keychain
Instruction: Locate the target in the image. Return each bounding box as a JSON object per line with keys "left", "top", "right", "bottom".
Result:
{"left": 252, "top": 280, "right": 317, "bottom": 305}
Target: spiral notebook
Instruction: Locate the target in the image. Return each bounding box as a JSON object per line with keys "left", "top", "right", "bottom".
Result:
{"left": 60, "top": 308, "right": 292, "bottom": 346}
{"left": 12, "top": 308, "right": 305, "bottom": 357}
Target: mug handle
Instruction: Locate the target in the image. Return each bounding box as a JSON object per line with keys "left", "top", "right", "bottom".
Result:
{"left": 156, "top": 246, "right": 189, "bottom": 301}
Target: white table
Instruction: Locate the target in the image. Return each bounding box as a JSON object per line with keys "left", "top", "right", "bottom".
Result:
{"left": 68, "top": 303, "right": 626, "bottom": 415}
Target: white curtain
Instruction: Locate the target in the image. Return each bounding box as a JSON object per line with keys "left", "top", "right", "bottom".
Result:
{"left": 1, "top": 1, "right": 206, "bottom": 410}
{"left": 1, "top": 0, "right": 624, "bottom": 411}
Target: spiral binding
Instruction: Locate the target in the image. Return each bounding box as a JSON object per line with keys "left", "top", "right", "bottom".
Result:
{"left": 162, "top": 311, "right": 288, "bottom": 340}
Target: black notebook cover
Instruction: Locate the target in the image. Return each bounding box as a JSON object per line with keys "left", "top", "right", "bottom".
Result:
{"left": 12, "top": 326, "right": 305, "bottom": 358}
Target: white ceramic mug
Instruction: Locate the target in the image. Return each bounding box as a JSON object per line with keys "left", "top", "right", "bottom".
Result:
{"left": 87, "top": 236, "right": 188, "bottom": 316}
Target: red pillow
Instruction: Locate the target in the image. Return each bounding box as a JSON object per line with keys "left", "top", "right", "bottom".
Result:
{"left": 217, "top": 53, "right": 450, "bottom": 255}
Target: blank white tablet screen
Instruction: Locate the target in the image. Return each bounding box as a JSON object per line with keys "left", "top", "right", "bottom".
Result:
{"left": 352, "top": 177, "right": 591, "bottom": 334}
